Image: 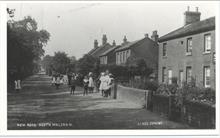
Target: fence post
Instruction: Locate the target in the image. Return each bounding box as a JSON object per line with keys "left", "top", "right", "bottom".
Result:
{"left": 147, "top": 90, "right": 153, "bottom": 111}
{"left": 168, "top": 95, "right": 173, "bottom": 120}
{"left": 113, "top": 80, "right": 117, "bottom": 99}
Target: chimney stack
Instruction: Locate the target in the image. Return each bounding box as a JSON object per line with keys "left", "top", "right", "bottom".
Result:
{"left": 102, "top": 34, "right": 107, "bottom": 45}
{"left": 112, "top": 40, "right": 116, "bottom": 46}
{"left": 184, "top": 6, "right": 201, "bottom": 25}
{"left": 151, "top": 30, "right": 158, "bottom": 42}
{"left": 196, "top": 7, "right": 198, "bottom": 12}
{"left": 123, "top": 36, "right": 127, "bottom": 43}
{"left": 145, "top": 33, "right": 149, "bottom": 38}
{"left": 94, "top": 39, "right": 98, "bottom": 48}
{"left": 187, "top": 6, "right": 190, "bottom": 11}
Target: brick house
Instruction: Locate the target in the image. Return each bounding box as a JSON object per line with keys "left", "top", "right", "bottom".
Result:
{"left": 99, "top": 40, "right": 121, "bottom": 65}
{"left": 158, "top": 7, "right": 215, "bottom": 89}
{"left": 88, "top": 34, "right": 112, "bottom": 58}
{"left": 115, "top": 32, "right": 159, "bottom": 76}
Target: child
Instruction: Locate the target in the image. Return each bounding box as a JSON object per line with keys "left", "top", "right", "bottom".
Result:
{"left": 70, "top": 75, "right": 76, "bottom": 95}
{"left": 55, "top": 75, "right": 61, "bottom": 89}
{"left": 83, "top": 76, "right": 89, "bottom": 96}
{"left": 88, "top": 72, "right": 94, "bottom": 93}
{"left": 99, "top": 72, "right": 105, "bottom": 96}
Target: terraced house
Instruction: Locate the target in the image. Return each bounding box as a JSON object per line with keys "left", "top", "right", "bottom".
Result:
{"left": 88, "top": 34, "right": 112, "bottom": 58}
{"left": 115, "top": 32, "right": 159, "bottom": 73}
{"left": 158, "top": 7, "right": 215, "bottom": 89}
{"left": 99, "top": 40, "right": 120, "bottom": 65}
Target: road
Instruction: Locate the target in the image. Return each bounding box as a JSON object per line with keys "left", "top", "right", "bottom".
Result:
{"left": 8, "top": 73, "right": 190, "bottom": 129}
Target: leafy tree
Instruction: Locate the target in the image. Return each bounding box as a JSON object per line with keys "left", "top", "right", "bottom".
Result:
{"left": 42, "top": 55, "right": 54, "bottom": 75}
{"left": 7, "top": 11, "right": 50, "bottom": 89}
{"left": 67, "top": 56, "right": 77, "bottom": 73}
{"left": 76, "top": 54, "right": 99, "bottom": 76}
{"left": 52, "top": 52, "right": 70, "bottom": 74}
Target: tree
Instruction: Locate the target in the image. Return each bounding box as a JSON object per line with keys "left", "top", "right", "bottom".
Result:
{"left": 52, "top": 52, "right": 70, "bottom": 74}
{"left": 76, "top": 54, "right": 99, "bottom": 76}
{"left": 67, "top": 56, "right": 77, "bottom": 73}
{"left": 42, "top": 55, "right": 54, "bottom": 75}
{"left": 7, "top": 12, "right": 50, "bottom": 88}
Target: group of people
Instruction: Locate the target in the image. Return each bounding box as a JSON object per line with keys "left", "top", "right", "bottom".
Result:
{"left": 83, "top": 72, "right": 95, "bottom": 96}
{"left": 82, "top": 70, "right": 114, "bottom": 97}
{"left": 51, "top": 73, "right": 68, "bottom": 89}
{"left": 97, "top": 70, "right": 114, "bottom": 98}
{"left": 51, "top": 70, "right": 114, "bottom": 98}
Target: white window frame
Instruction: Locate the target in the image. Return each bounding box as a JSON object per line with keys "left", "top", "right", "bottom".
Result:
{"left": 162, "top": 43, "right": 167, "bottom": 57}
{"left": 168, "top": 69, "right": 172, "bottom": 84}
{"left": 179, "top": 70, "right": 184, "bottom": 87}
{"left": 204, "top": 34, "right": 211, "bottom": 53}
{"left": 186, "top": 66, "right": 192, "bottom": 83}
{"left": 204, "top": 66, "right": 211, "bottom": 88}
{"left": 186, "top": 38, "right": 192, "bottom": 55}
{"left": 162, "top": 67, "right": 166, "bottom": 83}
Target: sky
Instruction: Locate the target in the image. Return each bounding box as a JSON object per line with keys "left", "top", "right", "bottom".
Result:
{"left": 8, "top": 2, "right": 217, "bottom": 59}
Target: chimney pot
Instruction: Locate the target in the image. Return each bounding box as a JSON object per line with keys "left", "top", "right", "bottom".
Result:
{"left": 187, "top": 6, "right": 190, "bottom": 11}
{"left": 123, "top": 36, "right": 127, "bottom": 43}
{"left": 151, "top": 30, "right": 158, "bottom": 42}
{"left": 184, "top": 6, "right": 201, "bottom": 25}
{"left": 102, "top": 34, "right": 107, "bottom": 45}
{"left": 94, "top": 39, "right": 98, "bottom": 48}
{"left": 112, "top": 40, "right": 116, "bottom": 46}
{"left": 145, "top": 33, "right": 149, "bottom": 38}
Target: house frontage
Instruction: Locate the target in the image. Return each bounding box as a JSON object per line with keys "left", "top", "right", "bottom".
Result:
{"left": 88, "top": 34, "right": 112, "bottom": 58}
{"left": 99, "top": 41, "right": 120, "bottom": 65}
{"left": 115, "top": 32, "right": 159, "bottom": 76}
{"left": 158, "top": 7, "right": 215, "bottom": 89}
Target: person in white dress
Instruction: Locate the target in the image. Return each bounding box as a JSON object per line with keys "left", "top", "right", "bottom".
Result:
{"left": 99, "top": 72, "right": 105, "bottom": 96}
{"left": 63, "top": 74, "right": 68, "bottom": 85}
{"left": 88, "top": 72, "right": 94, "bottom": 93}
{"left": 102, "top": 70, "right": 111, "bottom": 97}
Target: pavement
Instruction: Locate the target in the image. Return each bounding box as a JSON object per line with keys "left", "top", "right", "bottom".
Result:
{"left": 8, "top": 73, "right": 190, "bottom": 129}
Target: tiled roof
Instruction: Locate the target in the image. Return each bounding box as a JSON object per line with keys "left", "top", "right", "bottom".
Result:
{"left": 99, "top": 45, "right": 121, "bottom": 57}
{"left": 115, "top": 37, "right": 156, "bottom": 52}
{"left": 158, "top": 17, "right": 215, "bottom": 42}
{"left": 87, "top": 47, "right": 99, "bottom": 55}
{"left": 88, "top": 43, "right": 112, "bottom": 57}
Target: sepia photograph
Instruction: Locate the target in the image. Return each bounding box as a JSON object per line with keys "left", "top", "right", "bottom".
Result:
{"left": 6, "top": 1, "right": 217, "bottom": 131}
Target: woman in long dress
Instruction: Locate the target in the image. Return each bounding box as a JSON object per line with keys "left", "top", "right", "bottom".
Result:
{"left": 99, "top": 72, "right": 105, "bottom": 96}
{"left": 88, "top": 72, "right": 94, "bottom": 93}
{"left": 101, "top": 72, "right": 111, "bottom": 97}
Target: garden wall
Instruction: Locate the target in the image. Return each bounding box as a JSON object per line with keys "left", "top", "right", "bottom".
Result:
{"left": 182, "top": 100, "right": 215, "bottom": 129}
{"left": 116, "top": 85, "right": 148, "bottom": 108}
{"left": 151, "top": 94, "right": 215, "bottom": 129}
{"left": 152, "top": 94, "right": 170, "bottom": 118}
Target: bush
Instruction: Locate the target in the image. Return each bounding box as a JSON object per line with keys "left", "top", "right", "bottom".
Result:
{"left": 155, "top": 80, "right": 215, "bottom": 106}
{"left": 144, "top": 80, "right": 159, "bottom": 91}
{"left": 155, "top": 84, "right": 171, "bottom": 96}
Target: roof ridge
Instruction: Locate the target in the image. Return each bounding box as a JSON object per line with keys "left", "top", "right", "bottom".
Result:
{"left": 159, "top": 16, "right": 215, "bottom": 42}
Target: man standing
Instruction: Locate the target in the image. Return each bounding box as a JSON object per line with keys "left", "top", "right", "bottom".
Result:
{"left": 70, "top": 75, "right": 76, "bottom": 95}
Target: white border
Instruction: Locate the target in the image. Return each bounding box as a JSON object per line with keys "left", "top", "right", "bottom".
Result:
{"left": 0, "top": 0, "right": 219, "bottom": 136}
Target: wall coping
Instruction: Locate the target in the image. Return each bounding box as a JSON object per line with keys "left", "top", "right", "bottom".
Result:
{"left": 118, "top": 84, "right": 148, "bottom": 93}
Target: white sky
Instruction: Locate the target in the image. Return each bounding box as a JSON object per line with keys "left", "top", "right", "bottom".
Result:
{"left": 8, "top": 2, "right": 217, "bottom": 59}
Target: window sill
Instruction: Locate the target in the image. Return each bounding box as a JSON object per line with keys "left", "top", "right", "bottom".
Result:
{"left": 186, "top": 52, "right": 192, "bottom": 56}
{"left": 203, "top": 51, "right": 211, "bottom": 55}
{"left": 162, "top": 56, "right": 167, "bottom": 59}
